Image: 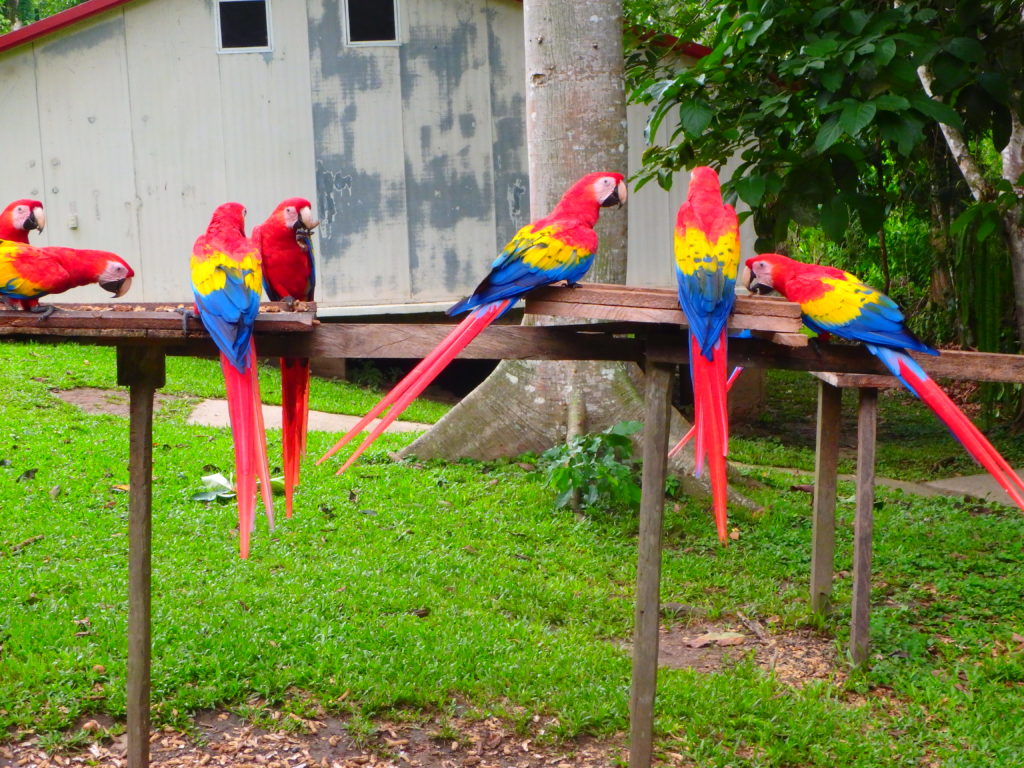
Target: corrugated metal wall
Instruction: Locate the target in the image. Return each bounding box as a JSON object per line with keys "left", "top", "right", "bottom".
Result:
{"left": 0, "top": 0, "right": 317, "bottom": 303}
{"left": 307, "top": 0, "right": 528, "bottom": 310}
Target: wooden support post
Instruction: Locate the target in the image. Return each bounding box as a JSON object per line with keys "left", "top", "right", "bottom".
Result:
{"left": 117, "top": 346, "right": 166, "bottom": 768}
{"left": 630, "top": 362, "right": 673, "bottom": 768}
{"left": 849, "top": 387, "right": 877, "bottom": 666}
{"left": 811, "top": 380, "right": 842, "bottom": 615}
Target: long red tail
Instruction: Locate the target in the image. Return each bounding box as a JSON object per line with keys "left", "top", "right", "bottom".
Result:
{"left": 668, "top": 367, "right": 742, "bottom": 459}
{"left": 222, "top": 348, "right": 260, "bottom": 559}
{"left": 689, "top": 331, "right": 730, "bottom": 542}
{"left": 877, "top": 347, "right": 1024, "bottom": 510}
{"left": 249, "top": 353, "right": 274, "bottom": 532}
{"left": 280, "top": 357, "right": 311, "bottom": 517}
{"left": 317, "top": 300, "right": 510, "bottom": 472}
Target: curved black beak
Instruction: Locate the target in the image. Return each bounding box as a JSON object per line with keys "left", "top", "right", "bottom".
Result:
{"left": 747, "top": 272, "right": 775, "bottom": 295}
{"left": 25, "top": 209, "right": 44, "bottom": 233}
{"left": 100, "top": 276, "right": 132, "bottom": 297}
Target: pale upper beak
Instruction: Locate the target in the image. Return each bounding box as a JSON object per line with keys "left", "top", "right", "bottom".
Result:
{"left": 601, "top": 180, "right": 628, "bottom": 209}
{"left": 29, "top": 206, "right": 45, "bottom": 234}
{"left": 297, "top": 206, "right": 319, "bottom": 231}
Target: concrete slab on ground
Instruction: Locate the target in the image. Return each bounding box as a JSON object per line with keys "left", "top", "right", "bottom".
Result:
{"left": 922, "top": 470, "right": 1024, "bottom": 508}
{"left": 187, "top": 399, "right": 432, "bottom": 434}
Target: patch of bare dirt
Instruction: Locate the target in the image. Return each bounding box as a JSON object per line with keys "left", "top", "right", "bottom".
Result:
{"left": 655, "top": 614, "right": 846, "bottom": 688}
{"left": 0, "top": 712, "right": 624, "bottom": 768}
{"left": 53, "top": 387, "right": 185, "bottom": 418}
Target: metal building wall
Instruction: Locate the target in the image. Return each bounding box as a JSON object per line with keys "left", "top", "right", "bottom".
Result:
{"left": 0, "top": 0, "right": 318, "bottom": 303}
{"left": 307, "top": 0, "right": 528, "bottom": 312}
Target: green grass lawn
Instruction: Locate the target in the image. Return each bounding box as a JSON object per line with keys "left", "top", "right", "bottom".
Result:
{"left": 1, "top": 341, "right": 1023, "bottom": 766}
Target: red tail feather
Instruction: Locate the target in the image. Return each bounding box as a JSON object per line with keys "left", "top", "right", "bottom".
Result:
{"left": 281, "top": 357, "right": 311, "bottom": 517}
{"left": 221, "top": 352, "right": 259, "bottom": 559}
{"left": 319, "top": 301, "right": 509, "bottom": 472}
{"left": 668, "top": 367, "right": 742, "bottom": 458}
{"left": 249, "top": 354, "right": 274, "bottom": 531}
{"left": 689, "top": 332, "right": 730, "bottom": 542}
{"left": 897, "top": 357, "right": 1024, "bottom": 510}
{"left": 317, "top": 311, "right": 483, "bottom": 465}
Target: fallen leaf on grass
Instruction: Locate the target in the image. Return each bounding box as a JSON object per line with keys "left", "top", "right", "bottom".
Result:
{"left": 686, "top": 631, "right": 746, "bottom": 648}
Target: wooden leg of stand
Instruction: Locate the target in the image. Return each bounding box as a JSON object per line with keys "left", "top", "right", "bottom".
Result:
{"left": 117, "top": 346, "right": 166, "bottom": 768}
{"left": 629, "top": 363, "right": 673, "bottom": 768}
{"left": 850, "top": 387, "right": 877, "bottom": 666}
{"left": 811, "top": 380, "right": 842, "bottom": 615}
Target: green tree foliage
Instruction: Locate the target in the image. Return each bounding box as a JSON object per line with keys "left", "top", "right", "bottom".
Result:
{"left": 631, "top": 1, "right": 1020, "bottom": 246}
{"left": 628, "top": 0, "right": 1024, "bottom": 416}
{"left": 2, "top": 0, "right": 82, "bottom": 32}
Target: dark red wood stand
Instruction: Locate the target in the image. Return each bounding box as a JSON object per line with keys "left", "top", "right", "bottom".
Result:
{"left": 2, "top": 286, "right": 1022, "bottom": 768}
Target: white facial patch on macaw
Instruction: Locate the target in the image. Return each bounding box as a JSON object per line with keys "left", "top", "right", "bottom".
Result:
{"left": 283, "top": 206, "right": 299, "bottom": 228}
{"left": 12, "top": 205, "right": 30, "bottom": 229}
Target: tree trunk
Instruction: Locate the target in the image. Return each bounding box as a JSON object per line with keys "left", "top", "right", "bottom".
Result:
{"left": 918, "top": 64, "right": 1024, "bottom": 351}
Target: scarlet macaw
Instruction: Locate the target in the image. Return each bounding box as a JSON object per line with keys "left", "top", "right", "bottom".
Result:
{"left": 746, "top": 252, "right": 1024, "bottom": 510}
{"left": 190, "top": 202, "right": 275, "bottom": 557}
{"left": 669, "top": 166, "right": 740, "bottom": 542}
{"left": 319, "top": 171, "right": 628, "bottom": 474}
{"left": 252, "top": 197, "right": 319, "bottom": 518}
{"left": 0, "top": 199, "right": 45, "bottom": 243}
{"left": 0, "top": 237, "right": 133, "bottom": 316}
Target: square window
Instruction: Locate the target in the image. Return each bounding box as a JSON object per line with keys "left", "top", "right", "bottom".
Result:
{"left": 345, "top": 0, "right": 399, "bottom": 45}
{"left": 217, "top": 0, "right": 272, "bottom": 52}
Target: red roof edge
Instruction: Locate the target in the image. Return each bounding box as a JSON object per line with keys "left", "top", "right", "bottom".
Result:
{"left": 0, "top": 0, "right": 135, "bottom": 55}
{"left": 0, "top": 0, "right": 711, "bottom": 60}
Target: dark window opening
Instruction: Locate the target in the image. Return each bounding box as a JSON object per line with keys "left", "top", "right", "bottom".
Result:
{"left": 347, "top": 0, "right": 397, "bottom": 43}
{"left": 219, "top": 0, "right": 269, "bottom": 49}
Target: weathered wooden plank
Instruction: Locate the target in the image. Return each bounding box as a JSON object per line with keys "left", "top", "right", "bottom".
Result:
{"left": 811, "top": 380, "right": 842, "bottom": 616}
{"left": 812, "top": 371, "right": 898, "bottom": 389}
{"left": 651, "top": 336, "right": 1024, "bottom": 383}
{"left": 630, "top": 362, "right": 674, "bottom": 768}
{"left": 527, "top": 299, "right": 802, "bottom": 333}
{"left": 0, "top": 304, "right": 315, "bottom": 333}
{"left": 296, "top": 323, "right": 644, "bottom": 361}
{"left": 116, "top": 346, "right": 166, "bottom": 768}
{"left": 527, "top": 283, "right": 801, "bottom": 318}
{"left": 850, "top": 387, "right": 878, "bottom": 667}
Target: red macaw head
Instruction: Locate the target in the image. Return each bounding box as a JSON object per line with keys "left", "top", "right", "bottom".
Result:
{"left": 95, "top": 252, "right": 135, "bottom": 297}
{"left": 209, "top": 202, "right": 248, "bottom": 235}
{"left": 745, "top": 253, "right": 795, "bottom": 295}
{"left": 564, "top": 172, "right": 628, "bottom": 209}
{"left": 272, "top": 197, "right": 319, "bottom": 233}
{"left": 1, "top": 199, "right": 45, "bottom": 239}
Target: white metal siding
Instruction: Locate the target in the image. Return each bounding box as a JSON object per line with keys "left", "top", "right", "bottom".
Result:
{"left": 2, "top": 0, "right": 318, "bottom": 304}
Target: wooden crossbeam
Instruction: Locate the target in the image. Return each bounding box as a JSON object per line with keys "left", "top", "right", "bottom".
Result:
{"left": 525, "top": 284, "right": 805, "bottom": 338}
{"left": 0, "top": 302, "right": 315, "bottom": 334}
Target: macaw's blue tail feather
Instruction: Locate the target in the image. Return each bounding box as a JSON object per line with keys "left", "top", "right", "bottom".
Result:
{"left": 280, "top": 357, "right": 311, "bottom": 518}
{"left": 317, "top": 299, "right": 512, "bottom": 472}
{"left": 689, "top": 331, "right": 730, "bottom": 542}
{"left": 871, "top": 345, "right": 1024, "bottom": 511}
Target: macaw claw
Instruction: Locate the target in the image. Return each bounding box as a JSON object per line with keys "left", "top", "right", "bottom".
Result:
{"left": 175, "top": 306, "right": 198, "bottom": 335}
{"left": 28, "top": 304, "right": 56, "bottom": 320}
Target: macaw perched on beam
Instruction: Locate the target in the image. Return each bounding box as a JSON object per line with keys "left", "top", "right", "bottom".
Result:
{"left": 0, "top": 236, "right": 133, "bottom": 316}
{"left": 318, "top": 171, "right": 628, "bottom": 474}
{"left": 746, "top": 252, "right": 1024, "bottom": 511}
{"left": 0, "top": 199, "right": 45, "bottom": 244}
{"left": 669, "top": 166, "right": 741, "bottom": 542}
{"left": 190, "top": 202, "right": 275, "bottom": 558}
{"left": 253, "top": 197, "right": 319, "bottom": 518}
